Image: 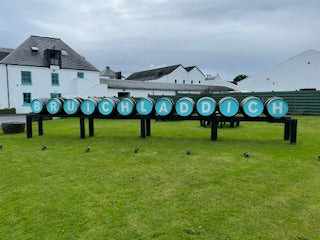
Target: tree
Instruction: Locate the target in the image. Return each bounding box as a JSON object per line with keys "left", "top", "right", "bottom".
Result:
{"left": 233, "top": 74, "right": 248, "bottom": 84}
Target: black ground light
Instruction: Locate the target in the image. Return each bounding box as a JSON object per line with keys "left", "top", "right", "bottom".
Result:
{"left": 186, "top": 149, "right": 191, "bottom": 155}
{"left": 85, "top": 147, "right": 90, "bottom": 152}
{"left": 243, "top": 152, "right": 249, "bottom": 158}
{"left": 134, "top": 147, "right": 139, "bottom": 153}
{"left": 41, "top": 146, "right": 47, "bottom": 150}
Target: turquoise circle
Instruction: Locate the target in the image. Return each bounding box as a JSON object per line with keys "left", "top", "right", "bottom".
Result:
{"left": 242, "top": 97, "right": 264, "bottom": 117}
{"left": 219, "top": 97, "right": 239, "bottom": 117}
{"left": 46, "top": 99, "right": 61, "bottom": 114}
{"left": 31, "top": 99, "right": 43, "bottom": 113}
{"left": 98, "top": 99, "right": 114, "bottom": 115}
{"left": 155, "top": 98, "right": 173, "bottom": 116}
{"left": 267, "top": 99, "right": 288, "bottom": 118}
{"left": 117, "top": 99, "right": 134, "bottom": 116}
{"left": 63, "top": 99, "right": 80, "bottom": 115}
{"left": 196, "top": 97, "right": 216, "bottom": 116}
{"left": 136, "top": 98, "right": 154, "bottom": 115}
{"left": 175, "top": 98, "right": 194, "bottom": 116}
{"left": 80, "top": 99, "right": 96, "bottom": 115}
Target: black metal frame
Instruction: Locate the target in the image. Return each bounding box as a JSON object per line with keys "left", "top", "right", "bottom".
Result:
{"left": 26, "top": 114, "right": 298, "bottom": 144}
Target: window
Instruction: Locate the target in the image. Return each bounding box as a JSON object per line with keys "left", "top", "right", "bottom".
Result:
{"left": 50, "top": 93, "right": 61, "bottom": 98}
{"left": 77, "top": 72, "right": 84, "bottom": 78}
{"left": 21, "top": 71, "right": 32, "bottom": 85}
{"left": 49, "top": 52, "right": 60, "bottom": 65}
{"left": 191, "top": 80, "right": 193, "bottom": 84}
{"left": 199, "top": 81, "right": 201, "bottom": 84}
{"left": 174, "top": 79, "right": 177, "bottom": 84}
{"left": 23, "top": 93, "right": 31, "bottom": 105}
{"left": 183, "top": 80, "right": 185, "bottom": 84}
{"left": 118, "top": 92, "right": 130, "bottom": 97}
{"left": 51, "top": 73, "right": 59, "bottom": 85}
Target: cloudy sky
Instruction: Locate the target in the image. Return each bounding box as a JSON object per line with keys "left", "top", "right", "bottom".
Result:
{"left": 1, "top": 0, "right": 320, "bottom": 80}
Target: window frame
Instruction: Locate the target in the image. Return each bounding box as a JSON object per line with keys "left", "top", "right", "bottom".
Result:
{"left": 50, "top": 93, "right": 62, "bottom": 98}
{"left": 51, "top": 73, "right": 59, "bottom": 86}
{"left": 22, "top": 92, "right": 32, "bottom": 106}
{"left": 21, "top": 71, "right": 32, "bottom": 85}
{"left": 77, "top": 72, "right": 84, "bottom": 78}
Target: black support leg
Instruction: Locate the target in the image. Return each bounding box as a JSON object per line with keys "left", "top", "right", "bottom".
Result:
{"left": 146, "top": 119, "right": 151, "bottom": 136}
{"left": 80, "top": 116, "right": 85, "bottom": 139}
{"left": 89, "top": 118, "right": 94, "bottom": 137}
{"left": 290, "top": 119, "right": 297, "bottom": 144}
{"left": 26, "top": 115, "right": 33, "bottom": 138}
{"left": 211, "top": 120, "right": 218, "bottom": 141}
{"left": 140, "top": 119, "right": 146, "bottom": 138}
{"left": 284, "top": 121, "right": 290, "bottom": 140}
{"left": 38, "top": 116, "right": 43, "bottom": 136}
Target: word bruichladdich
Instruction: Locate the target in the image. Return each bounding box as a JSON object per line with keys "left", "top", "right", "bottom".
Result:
{"left": 31, "top": 96, "right": 289, "bottom": 118}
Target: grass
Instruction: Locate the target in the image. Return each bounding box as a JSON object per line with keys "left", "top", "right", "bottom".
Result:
{"left": 0, "top": 116, "right": 319, "bottom": 240}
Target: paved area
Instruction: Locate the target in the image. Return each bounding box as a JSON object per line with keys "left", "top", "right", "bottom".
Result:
{"left": 0, "top": 115, "right": 26, "bottom": 124}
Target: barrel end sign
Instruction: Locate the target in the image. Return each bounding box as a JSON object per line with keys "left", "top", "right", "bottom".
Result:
{"left": 196, "top": 97, "right": 216, "bottom": 116}
{"left": 98, "top": 97, "right": 119, "bottom": 116}
{"left": 117, "top": 98, "right": 136, "bottom": 116}
{"left": 155, "top": 98, "right": 174, "bottom": 116}
{"left": 241, "top": 96, "right": 264, "bottom": 117}
{"left": 136, "top": 97, "right": 155, "bottom": 115}
{"left": 64, "top": 98, "right": 82, "bottom": 115}
{"left": 46, "top": 98, "right": 64, "bottom": 114}
{"left": 219, "top": 97, "right": 239, "bottom": 117}
{"left": 31, "top": 95, "right": 289, "bottom": 119}
{"left": 265, "top": 97, "right": 289, "bottom": 118}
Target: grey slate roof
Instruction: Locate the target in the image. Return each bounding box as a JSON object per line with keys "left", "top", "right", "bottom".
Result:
{"left": 126, "top": 64, "right": 181, "bottom": 81}
{"left": 0, "top": 48, "right": 14, "bottom": 61}
{"left": 101, "top": 78, "right": 234, "bottom": 92}
{"left": 0, "top": 36, "right": 98, "bottom": 71}
{"left": 100, "top": 66, "right": 117, "bottom": 78}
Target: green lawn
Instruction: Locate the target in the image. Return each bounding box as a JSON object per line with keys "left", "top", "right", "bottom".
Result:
{"left": 0, "top": 116, "right": 319, "bottom": 240}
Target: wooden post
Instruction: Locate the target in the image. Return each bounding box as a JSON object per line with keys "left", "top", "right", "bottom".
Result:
{"left": 146, "top": 119, "right": 151, "bottom": 136}
{"left": 284, "top": 121, "right": 290, "bottom": 140}
{"left": 26, "top": 115, "right": 33, "bottom": 138}
{"left": 290, "top": 119, "right": 297, "bottom": 144}
{"left": 38, "top": 116, "right": 43, "bottom": 136}
{"left": 89, "top": 118, "right": 94, "bottom": 137}
{"left": 211, "top": 120, "right": 218, "bottom": 141}
{"left": 80, "top": 116, "right": 85, "bottom": 139}
{"left": 140, "top": 119, "right": 146, "bottom": 138}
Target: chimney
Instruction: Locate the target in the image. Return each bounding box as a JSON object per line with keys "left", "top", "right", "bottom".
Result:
{"left": 116, "top": 71, "right": 122, "bottom": 79}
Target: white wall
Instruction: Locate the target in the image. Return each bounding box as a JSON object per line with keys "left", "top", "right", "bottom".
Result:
{"left": 148, "top": 66, "right": 188, "bottom": 84}
{"left": 5, "top": 65, "right": 100, "bottom": 113}
{"left": 238, "top": 50, "right": 320, "bottom": 92}
{"left": 187, "top": 68, "right": 205, "bottom": 84}
{"left": 0, "top": 64, "right": 8, "bottom": 109}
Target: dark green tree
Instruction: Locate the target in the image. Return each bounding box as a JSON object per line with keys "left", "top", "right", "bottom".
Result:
{"left": 233, "top": 74, "right": 248, "bottom": 84}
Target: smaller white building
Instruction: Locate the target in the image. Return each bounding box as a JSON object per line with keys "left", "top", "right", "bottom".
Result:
{"left": 0, "top": 36, "right": 106, "bottom": 113}
{"left": 238, "top": 49, "right": 320, "bottom": 92}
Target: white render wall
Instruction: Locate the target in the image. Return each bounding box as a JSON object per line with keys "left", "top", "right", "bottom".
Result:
{"left": 0, "top": 64, "right": 8, "bottom": 109}
{"left": 187, "top": 68, "right": 205, "bottom": 84}
{"left": 2, "top": 64, "right": 100, "bottom": 113}
{"left": 148, "top": 66, "right": 188, "bottom": 84}
{"left": 238, "top": 50, "right": 320, "bottom": 92}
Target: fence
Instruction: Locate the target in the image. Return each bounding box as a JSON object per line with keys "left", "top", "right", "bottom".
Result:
{"left": 149, "top": 90, "right": 320, "bottom": 115}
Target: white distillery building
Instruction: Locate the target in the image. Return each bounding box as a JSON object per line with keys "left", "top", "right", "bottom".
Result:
{"left": 237, "top": 49, "right": 320, "bottom": 92}
{"left": 0, "top": 35, "right": 106, "bottom": 113}
{"left": 125, "top": 64, "right": 237, "bottom": 88}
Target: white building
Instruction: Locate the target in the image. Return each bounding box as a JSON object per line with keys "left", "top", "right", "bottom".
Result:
{"left": 0, "top": 35, "right": 106, "bottom": 113}
{"left": 237, "top": 49, "right": 320, "bottom": 92}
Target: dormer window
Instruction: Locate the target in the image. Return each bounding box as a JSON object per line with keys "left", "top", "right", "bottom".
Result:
{"left": 61, "top": 50, "right": 68, "bottom": 56}
{"left": 46, "top": 49, "right": 61, "bottom": 67}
